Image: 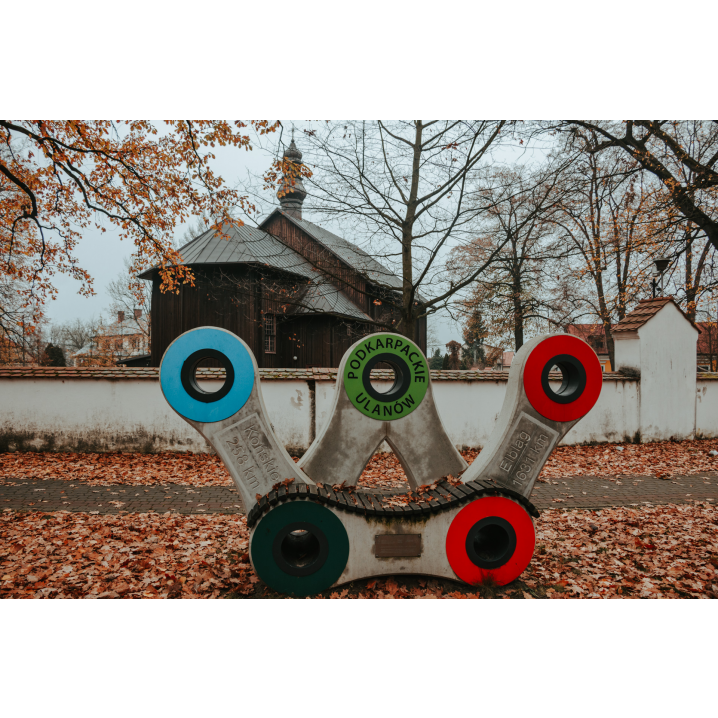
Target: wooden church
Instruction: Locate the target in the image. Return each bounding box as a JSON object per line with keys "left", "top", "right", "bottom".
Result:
{"left": 139, "top": 138, "right": 426, "bottom": 368}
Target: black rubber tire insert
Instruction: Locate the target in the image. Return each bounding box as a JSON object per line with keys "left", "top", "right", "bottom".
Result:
{"left": 465, "top": 516, "right": 517, "bottom": 569}
{"left": 361, "top": 352, "right": 412, "bottom": 403}
{"left": 180, "top": 349, "right": 235, "bottom": 404}
{"left": 540, "top": 354, "right": 587, "bottom": 405}
{"left": 271, "top": 521, "right": 330, "bottom": 577}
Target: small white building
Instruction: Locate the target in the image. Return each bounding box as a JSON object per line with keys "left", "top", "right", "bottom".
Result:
{"left": 612, "top": 297, "right": 700, "bottom": 441}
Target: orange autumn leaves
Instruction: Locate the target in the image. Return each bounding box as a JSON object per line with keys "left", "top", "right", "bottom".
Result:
{"left": 1, "top": 439, "right": 717, "bottom": 489}
{"left": 0, "top": 120, "right": 311, "bottom": 338}
{"left": 0, "top": 511, "right": 253, "bottom": 599}
{"left": 2, "top": 503, "right": 716, "bottom": 599}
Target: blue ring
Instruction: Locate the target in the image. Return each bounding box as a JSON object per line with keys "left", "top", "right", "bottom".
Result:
{"left": 160, "top": 327, "right": 254, "bottom": 423}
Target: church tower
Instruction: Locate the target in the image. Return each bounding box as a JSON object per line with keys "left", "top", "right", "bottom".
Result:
{"left": 277, "top": 130, "right": 307, "bottom": 220}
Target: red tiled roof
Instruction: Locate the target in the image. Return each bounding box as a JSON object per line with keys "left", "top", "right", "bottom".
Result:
{"left": 0, "top": 367, "right": 335, "bottom": 381}
{"left": 612, "top": 297, "right": 700, "bottom": 334}
{"left": 565, "top": 324, "right": 611, "bottom": 356}
{"left": 566, "top": 323, "right": 611, "bottom": 339}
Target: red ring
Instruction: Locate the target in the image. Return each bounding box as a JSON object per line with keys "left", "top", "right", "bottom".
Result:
{"left": 446, "top": 497, "right": 535, "bottom": 586}
{"left": 523, "top": 335, "right": 602, "bottom": 422}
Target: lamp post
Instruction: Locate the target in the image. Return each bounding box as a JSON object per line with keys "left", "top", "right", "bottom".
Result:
{"left": 652, "top": 258, "right": 671, "bottom": 298}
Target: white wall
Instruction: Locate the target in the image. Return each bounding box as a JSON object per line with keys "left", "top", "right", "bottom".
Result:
{"left": 0, "top": 377, "right": 313, "bottom": 454}
{"left": 257, "top": 379, "right": 313, "bottom": 451}
{"left": 637, "top": 303, "right": 698, "bottom": 441}
{"left": 0, "top": 373, "right": 666, "bottom": 453}
{"left": 614, "top": 332, "right": 641, "bottom": 371}
{"left": 564, "top": 378, "right": 641, "bottom": 444}
{"left": 697, "top": 378, "right": 718, "bottom": 439}
{"left": 0, "top": 377, "right": 202, "bottom": 453}
{"left": 0, "top": 299, "right": 712, "bottom": 453}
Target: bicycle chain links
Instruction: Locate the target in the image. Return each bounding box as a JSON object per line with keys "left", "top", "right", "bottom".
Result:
{"left": 161, "top": 328, "right": 602, "bottom": 596}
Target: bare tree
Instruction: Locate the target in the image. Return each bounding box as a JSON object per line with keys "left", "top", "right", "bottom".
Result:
{"left": 661, "top": 224, "right": 717, "bottom": 322}
{"left": 559, "top": 121, "right": 718, "bottom": 252}
{"left": 107, "top": 258, "right": 151, "bottom": 341}
{"left": 296, "top": 120, "right": 529, "bottom": 341}
{"left": 550, "top": 139, "right": 656, "bottom": 367}
{"left": 631, "top": 123, "right": 718, "bottom": 322}
{"left": 0, "top": 276, "right": 35, "bottom": 363}
{"left": 50, "top": 317, "right": 98, "bottom": 359}
{"left": 449, "top": 163, "right": 574, "bottom": 351}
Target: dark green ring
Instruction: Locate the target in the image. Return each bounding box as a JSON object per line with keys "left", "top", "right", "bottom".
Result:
{"left": 250, "top": 502, "right": 350, "bottom": 596}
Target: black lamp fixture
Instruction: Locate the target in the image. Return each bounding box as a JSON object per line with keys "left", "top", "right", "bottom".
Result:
{"left": 652, "top": 258, "right": 671, "bottom": 298}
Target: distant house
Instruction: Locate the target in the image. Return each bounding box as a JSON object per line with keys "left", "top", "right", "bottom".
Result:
{"left": 696, "top": 322, "right": 717, "bottom": 371}
{"left": 73, "top": 311, "right": 150, "bottom": 367}
{"left": 567, "top": 297, "right": 710, "bottom": 372}
{"left": 501, "top": 351, "right": 515, "bottom": 369}
{"left": 138, "top": 138, "right": 426, "bottom": 368}
{"left": 481, "top": 344, "right": 513, "bottom": 370}
{"left": 565, "top": 324, "right": 612, "bottom": 371}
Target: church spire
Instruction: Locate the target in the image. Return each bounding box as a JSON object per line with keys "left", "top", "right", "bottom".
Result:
{"left": 277, "top": 128, "right": 307, "bottom": 220}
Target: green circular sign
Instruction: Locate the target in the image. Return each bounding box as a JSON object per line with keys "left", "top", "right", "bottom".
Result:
{"left": 343, "top": 333, "right": 429, "bottom": 420}
{"left": 250, "top": 501, "right": 349, "bottom": 597}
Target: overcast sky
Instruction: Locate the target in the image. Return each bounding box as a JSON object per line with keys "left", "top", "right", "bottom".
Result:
{"left": 44, "top": 121, "right": 476, "bottom": 351}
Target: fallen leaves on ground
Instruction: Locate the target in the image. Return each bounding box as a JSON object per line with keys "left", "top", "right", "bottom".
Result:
{"left": 357, "top": 440, "right": 718, "bottom": 490}
{"left": 540, "top": 439, "right": 718, "bottom": 481}
{"left": 522, "top": 502, "right": 718, "bottom": 598}
{"left": 2, "top": 502, "right": 716, "bottom": 599}
{"left": 0, "top": 511, "right": 251, "bottom": 599}
{"left": 0, "top": 452, "right": 233, "bottom": 487}
{"left": 356, "top": 453, "right": 413, "bottom": 490}
{"left": 1, "top": 439, "right": 717, "bottom": 491}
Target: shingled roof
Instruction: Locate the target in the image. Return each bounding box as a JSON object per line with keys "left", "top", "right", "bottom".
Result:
{"left": 613, "top": 297, "right": 700, "bottom": 334}
{"left": 139, "top": 221, "right": 316, "bottom": 280}
{"left": 138, "top": 221, "right": 370, "bottom": 322}
{"left": 265, "top": 210, "right": 404, "bottom": 291}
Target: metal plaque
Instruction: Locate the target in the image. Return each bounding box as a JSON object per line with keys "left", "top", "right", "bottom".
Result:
{"left": 374, "top": 534, "right": 422, "bottom": 558}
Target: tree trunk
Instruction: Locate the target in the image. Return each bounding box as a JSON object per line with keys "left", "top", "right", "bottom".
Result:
{"left": 685, "top": 233, "right": 697, "bottom": 322}
{"left": 594, "top": 268, "right": 615, "bottom": 370}
{"left": 399, "top": 121, "right": 424, "bottom": 342}
{"left": 513, "top": 278, "right": 524, "bottom": 351}
{"left": 604, "top": 322, "right": 615, "bottom": 371}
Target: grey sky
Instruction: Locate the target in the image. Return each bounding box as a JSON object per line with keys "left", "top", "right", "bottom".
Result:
{"left": 47, "top": 120, "right": 556, "bottom": 351}
{"left": 45, "top": 122, "right": 479, "bottom": 350}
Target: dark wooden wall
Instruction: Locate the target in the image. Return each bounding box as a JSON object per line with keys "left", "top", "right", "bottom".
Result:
{"left": 149, "top": 265, "right": 384, "bottom": 368}
{"left": 149, "top": 214, "right": 428, "bottom": 366}
{"left": 263, "top": 213, "right": 426, "bottom": 353}
{"left": 151, "top": 265, "right": 260, "bottom": 367}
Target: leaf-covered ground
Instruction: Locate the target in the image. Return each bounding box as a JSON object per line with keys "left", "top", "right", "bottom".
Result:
{"left": 0, "top": 452, "right": 230, "bottom": 487}
{"left": 2, "top": 502, "right": 716, "bottom": 599}
{"left": 1, "top": 438, "right": 717, "bottom": 490}
{"left": 2, "top": 440, "right": 716, "bottom": 598}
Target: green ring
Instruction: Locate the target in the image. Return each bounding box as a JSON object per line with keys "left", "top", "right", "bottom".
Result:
{"left": 250, "top": 502, "right": 349, "bottom": 596}
{"left": 343, "top": 333, "right": 429, "bottom": 420}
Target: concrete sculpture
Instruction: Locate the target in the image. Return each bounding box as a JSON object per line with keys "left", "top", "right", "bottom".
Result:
{"left": 299, "top": 333, "right": 467, "bottom": 488}
{"left": 161, "top": 328, "right": 602, "bottom": 596}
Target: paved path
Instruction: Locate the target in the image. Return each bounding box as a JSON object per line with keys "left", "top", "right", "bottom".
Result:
{"left": 2, "top": 473, "right": 718, "bottom": 514}
{"left": 532, "top": 473, "right": 718, "bottom": 509}
{"left": 0, "top": 480, "right": 244, "bottom": 514}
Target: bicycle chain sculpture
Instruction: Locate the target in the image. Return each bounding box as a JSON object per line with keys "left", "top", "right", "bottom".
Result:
{"left": 161, "top": 327, "right": 602, "bottom": 596}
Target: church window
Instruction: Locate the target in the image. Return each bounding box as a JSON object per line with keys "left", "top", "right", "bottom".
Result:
{"left": 264, "top": 314, "right": 276, "bottom": 354}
